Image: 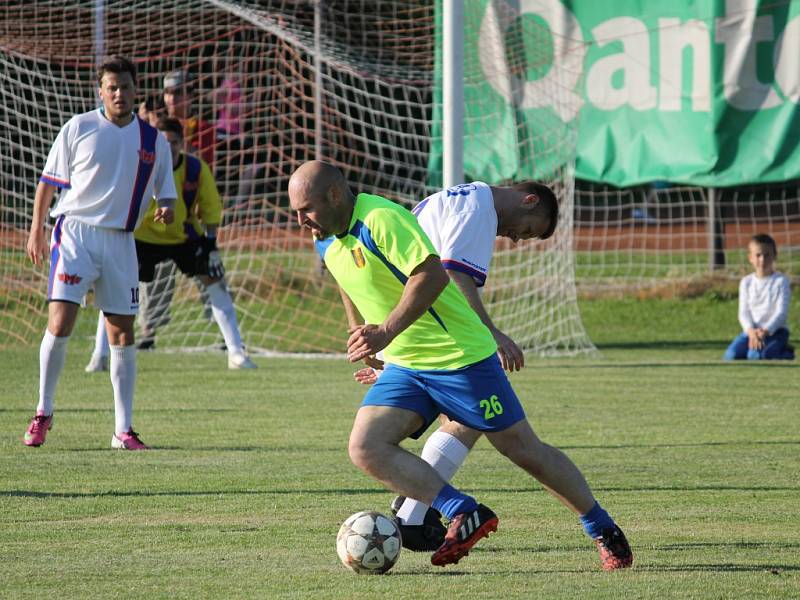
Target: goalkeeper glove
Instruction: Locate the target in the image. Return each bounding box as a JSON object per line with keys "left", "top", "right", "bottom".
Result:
{"left": 203, "top": 236, "right": 225, "bottom": 279}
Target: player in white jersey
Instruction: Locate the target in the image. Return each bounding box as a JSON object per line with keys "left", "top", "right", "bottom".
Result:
{"left": 24, "top": 56, "right": 177, "bottom": 450}
{"left": 350, "top": 181, "right": 559, "bottom": 550}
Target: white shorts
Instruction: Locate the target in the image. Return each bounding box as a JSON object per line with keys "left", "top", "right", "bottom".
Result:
{"left": 48, "top": 216, "right": 139, "bottom": 315}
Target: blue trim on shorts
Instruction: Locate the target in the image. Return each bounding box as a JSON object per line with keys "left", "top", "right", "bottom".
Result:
{"left": 361, "top": 353, "right": 524, "bottom": 439}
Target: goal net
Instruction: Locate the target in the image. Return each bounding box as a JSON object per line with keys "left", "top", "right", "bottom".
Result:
{"left": 0, "top": 0, "right": 595, "bottom": 357}
{"left": 574, "top": 181, "right": 800, "bottom": 293}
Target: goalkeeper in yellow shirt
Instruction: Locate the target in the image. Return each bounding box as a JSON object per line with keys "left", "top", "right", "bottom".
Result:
{"left": 86, "top": 116, "right": 256, "bottom": 370}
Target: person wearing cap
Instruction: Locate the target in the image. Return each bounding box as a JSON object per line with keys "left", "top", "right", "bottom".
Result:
{"left": 162, "top": 69, "right": 216, "bottom": 165}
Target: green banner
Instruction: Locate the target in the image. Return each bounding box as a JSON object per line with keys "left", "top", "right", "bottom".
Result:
{"left": 432, "top": 0, "right": 800, "bottom": 187}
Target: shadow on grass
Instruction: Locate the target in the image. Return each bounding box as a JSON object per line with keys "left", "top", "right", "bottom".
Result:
{"left": 558, "top": 440, "right": 800, "bottom": 450}
{"left": 4, "top": 483, "right": 800, "bottom": 499}
{"left": 546, "top": 360, "right": 797, "bottom": 369}
{"left": 397, "top": 563, "right": 799, "bottom": 575}
{"left": 596, "top": 340, "right": 728, "bottom": 350}
{"left": 0, "top": 407, "right": 237, "bottom": 414}
{"left": 660, "top": 541, "right": 800, "bottom": 550}
{"left": 644, "top": 564, "right": 800, "bottom": 572}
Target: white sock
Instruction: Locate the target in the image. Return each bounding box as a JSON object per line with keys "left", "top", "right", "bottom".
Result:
{"left": 207, "top": 281, "right": 244, "bottom": 354}
{"left": 92, "top": 312, "right": 109, "bottom": 358}
{"left": 37, "top": 330, "right": 69, "bottom": 415}
{"left": 397, "top": 430, "right": 471, "bottom": 525}
{"left": 109, "top": 344, "right": 136, "bottom": 434}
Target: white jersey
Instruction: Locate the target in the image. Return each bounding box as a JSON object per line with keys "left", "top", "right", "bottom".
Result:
{"left": 738, "top": 271, "right": 791, "bottom": 334}
{"left": 41, "top": 108, "right": 176, "bottom": 231}
{"left": 413, "top": 182, "right": 497, "bottom": 287}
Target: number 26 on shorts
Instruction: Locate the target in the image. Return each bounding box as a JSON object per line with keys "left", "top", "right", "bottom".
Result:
{"left": 480, "top": 394, "right": 504, "bottom": 420}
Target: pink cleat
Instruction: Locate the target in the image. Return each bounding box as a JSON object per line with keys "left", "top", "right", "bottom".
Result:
{"left": 111, "top": 429, "right": 150, "bottom": 450}
{"left": 24, "top": 413, "right": 53, "bottom": 447}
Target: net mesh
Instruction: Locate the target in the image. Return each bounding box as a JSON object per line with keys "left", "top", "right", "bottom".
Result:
{"left": 574, "top": 181, "right": 800, "bottom": 292}
{"left": 0, "top": 0, "right": 595, "bottom": 356}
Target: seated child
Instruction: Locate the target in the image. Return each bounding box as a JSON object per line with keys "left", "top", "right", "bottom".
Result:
{"left": 723, "top": 233, "right": 794, "bottom": 361}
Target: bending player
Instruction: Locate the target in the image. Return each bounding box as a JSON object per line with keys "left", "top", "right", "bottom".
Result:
{"left": 289, "top": 161, "right": 633, "bottom": 570}
{"left": 85, "top": 116, "right": 256, "bottom": 370}
{"left": 24, "top": 56, "right": 176, "bottom": 450}
{"left": 348, "top": 181, "right": 556, "bottom": 550}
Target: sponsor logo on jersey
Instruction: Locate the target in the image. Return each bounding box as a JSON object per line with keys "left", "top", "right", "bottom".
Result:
{"left": 139, "top": 149, "right": 156, "bottom": 164}
{"left": 351, "top": 247, "right": 366, "bottom": 268}
{"left": 57, "top": 272, "right": 82, "bottom": 285}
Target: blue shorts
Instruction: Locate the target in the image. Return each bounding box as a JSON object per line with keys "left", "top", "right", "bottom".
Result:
{"left": 362, "top": 354, "right": 526, "bottom": 439}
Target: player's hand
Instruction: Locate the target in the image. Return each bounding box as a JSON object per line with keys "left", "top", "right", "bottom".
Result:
{"left": 347, "top": 324, "right": 391, "bottom": 363}
{"left": 153, "top": 207, "right": 174, "bottom": 225}
{"left": 363, "top": 354, "right": 384, "bottom": 370}
{"left": 26, "top": 227, "right": 49, "bottom": 267}
{"left": 207, "top": 251, "right": 224, "bottom": 279}
{"left": 492, "top": 328, "right": 524, "bottom": 372}
{"left": 202, "top": 237, "right": 225, "bottom": 279}
{"left": 353, "top": 367, "right": 380, "bottom": 385}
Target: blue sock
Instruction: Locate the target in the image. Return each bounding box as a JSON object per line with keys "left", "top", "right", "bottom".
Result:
{"left": 579, "top": 501, "right": 615, "bottom": 538}
{"left": 431, "top": 483, "right": 478, "bottom": 519}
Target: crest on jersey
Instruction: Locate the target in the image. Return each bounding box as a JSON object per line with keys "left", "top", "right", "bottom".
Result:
{"left": 57, "top": 272, "right": 83, "bottom": 285}
{"left": 351, "top": 247, "right": 366, "bottom": 268}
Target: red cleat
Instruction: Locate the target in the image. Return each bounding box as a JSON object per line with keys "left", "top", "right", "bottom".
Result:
{"left": 431, "top": 504, "right": 498, "bottom": 567}
{"left": 595, "top": 526, "right": 633, "bottom": 570}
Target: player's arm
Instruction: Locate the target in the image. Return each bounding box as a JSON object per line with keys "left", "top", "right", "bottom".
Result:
{"left": 346, "top": 254, "right": 448, "bottom": 363}
{"left": 26, "top": 181, "right": 57, "bottom": 267}
{"left": 339, "top": 286, "right": 363, "bottom": 330}
{"left": 339, "top": 286, "right": 384, "bottom": 373}
{"left": 448, "top": 269, "right": 524, "bottom": 371}
{"left": 196, "top": 161, "right": 225, "bottom": 278}
{"left": 152, "top": 134, "right": 177, "bottom": 224}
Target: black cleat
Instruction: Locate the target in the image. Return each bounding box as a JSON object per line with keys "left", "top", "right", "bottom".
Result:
{"left": 136, "top": 339, "right": 155, "bottom": 351}
{"left": 390, "top": 496, "right": 447, "bottom": 552}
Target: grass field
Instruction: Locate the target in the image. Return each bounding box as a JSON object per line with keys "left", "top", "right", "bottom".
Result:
{"left": 1, "top": 298, "right": 799, "bottom": 599}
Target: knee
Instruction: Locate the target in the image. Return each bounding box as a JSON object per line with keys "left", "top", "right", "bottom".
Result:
{"left": 48, "top": 323, "right": 72, "bottom": 337}
{"left": 491, "top": 430, "right": 548, "bottom": 475}
{"left": 348, "top": 433, "right": 381, "bottom": 474}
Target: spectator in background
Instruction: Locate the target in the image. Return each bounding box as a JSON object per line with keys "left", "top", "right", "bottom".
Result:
{"left": 163, "top": 69, "right": 216, "bottom": 165}
{"left": 209, "top": 66, "right": 262, "bottom": 204}
{"left": 723, "top": 233, "right": 794, "bottom": 361}
{"left": 138, "top": 95, "right": 165, "bottom": 127}
{"left": 210, "top": 67, "right": 244, "bottom": 139}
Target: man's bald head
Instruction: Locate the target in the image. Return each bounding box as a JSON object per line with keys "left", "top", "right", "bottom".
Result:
{"left": 288, "top": 161, "right": 354, "bottom": 239}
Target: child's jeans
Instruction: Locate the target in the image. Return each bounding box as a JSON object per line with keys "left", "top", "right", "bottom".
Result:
{"left": 723, "top": 327, "right": 795, "bottom": 360}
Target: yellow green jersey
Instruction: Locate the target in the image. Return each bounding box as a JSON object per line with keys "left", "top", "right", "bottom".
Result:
{"left": 315, "top": 192, "right": 496, "bottom": 370}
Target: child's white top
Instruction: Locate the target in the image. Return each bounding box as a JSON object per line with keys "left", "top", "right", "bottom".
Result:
{"left": 412, "top": 182, "right": 497, "bottom": 287}
{"left": 738, "top": 271, "right": 791, "bottom": 334}
{"left": 40, "top": 109, "right": 176, "bottom": 231}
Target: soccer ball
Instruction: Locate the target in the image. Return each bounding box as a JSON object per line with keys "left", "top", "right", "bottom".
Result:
{"left": 336, "top": 510, "right": 402, "bottom": 574}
